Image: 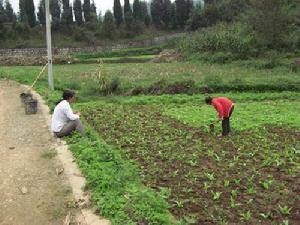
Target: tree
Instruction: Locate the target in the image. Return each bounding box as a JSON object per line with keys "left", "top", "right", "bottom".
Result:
{"left": 73, "top": 0, "right": 83, "bottom": 25}
{"left": 202, "top": 2, "right": 219, "bottom": 27}
{"left": 103, "top": 10, "right": 116, "bottom": 39}
{"left": 0, "top": 0, "right": 6, "bottom": 39}
{"left": 50, "top": 0, "right": 61, "bottom": 29}
{"left": 186, "top": 0, "right": 194, "bottom": 19}
{"left": 141, "top": 1, "right": 150, "bottom": 26}
{"left": 4, "top": 0, "right": 16, "bottom": 23}
{"left": 133, "top": 0, "right": 142, "bottom": 20}
{"left": 170, "top": 3, "right": 177, "bottom": 29}
{"left": 83, "top": 0, "right": 91, "bottom": 22}
{"left": 62, "top": 0, "right": 73, "bottom": 26}
{"left": 217, "top": 0, "right": 249, "bottom": 22}
{"left": 248, "top": 0, "right": 292, "bottom": 48}
{"left": 175, "top": 0, "right": 187, "bottom": 28}
{"left": 24, "top": 0, "right": 36, "bottom": 27}
{"left": 151, "top": 0, "right": 163, "bottom": 27}
{"left": 37, "top": 0, "right": 45, "bottom": 25}
{"left": 114, "top": 0, "right": 123, "bottom": 25}
{"left": 90, "top": 0, "right": 97, "bottom": 22}
{"left": 186, "top": 3, "right": 203, "bottom": 30}
{"left": 124, "top": 0, "right": 132, "bottom": 16}
{"left": 19, "top": 0, "right": 27, "bottom": 23}
{"left": 98, "top": 11, "right": 103, "bottom": 24}
{"left": 161, "top": 0, "right": 172, "bottom": 28}
{"left": 204, "top": 0, "right": 216, "bottom": 4}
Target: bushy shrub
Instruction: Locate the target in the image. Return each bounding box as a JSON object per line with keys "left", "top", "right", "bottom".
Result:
{"left": 203, "top": 75, "right": 223, "bottom": 87}
{"left": 109, "top": 78, "right": 121, "bottom": 94}
{"left": 178, "top": 23, "right": 254, "bottom": 59}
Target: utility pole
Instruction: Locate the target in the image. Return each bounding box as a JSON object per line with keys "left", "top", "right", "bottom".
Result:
{"left": 45, "top": 0, "right": 54, "bottom": 90}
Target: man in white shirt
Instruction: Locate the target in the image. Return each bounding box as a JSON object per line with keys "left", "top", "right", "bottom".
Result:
{"left": 51, "top": 90, "right": 85, "bottom": 137}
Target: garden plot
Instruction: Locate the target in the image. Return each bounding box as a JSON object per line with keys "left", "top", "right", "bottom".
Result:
{"left": 79, "top": 97, "right": 300, "bottom": 225}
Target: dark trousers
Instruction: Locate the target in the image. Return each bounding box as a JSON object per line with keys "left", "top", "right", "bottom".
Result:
{"left": 222, "top": 106, "right": 234, "bottom": 136}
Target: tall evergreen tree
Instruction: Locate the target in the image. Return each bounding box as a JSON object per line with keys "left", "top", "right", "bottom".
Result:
{"left": 162, "top": 0, "right": 172, "bottom": 28}
{"left": 0, "top": 0, "right": 5, "bottom": 38}
{"left": 133, "top": 0, "right": 142, "bottom": 20}
{"left": 249, "top": 0, "right": 291, "bottom": 48}
{"left": 204, "top": 0, "right": 216, "bottom": 4}
{"left": 4, "top": 0, "right": 16, "bottom": 22}
{"left": 217, "top": 0, "right": 249, "bottom": 22}
{"left": 103, "top": 10, "right": 116, "bottom": 39}
{"left": 123, "top": 0, "right": 133, "bottom": 30}
{"left": 186, "top": 3, "right": 203, "bottom": 30}
{"left": 141, "top": 1, "right": 151, "bottom": 26}
{"left": 24, "top": 0, "right": 36, "bottom": 27}
{"left": 37, "top": 0, "right": 45, "bottom": 25}
{"left": 98, "top": 11, "right": 102, "bottom": 24}
{"left": 0, "top": 0, "right": 5, "bottom": 23}
{"left": 90, "top": 0, "right": 97, "bottom": 22}
{"left": 186, "top": 0, "right": 194, "bottom": 19}
{"left": 62, "top": 0, "right": 73, "bottom": 25}
{"left": 73, "top": 0, "right": 83, "bottom": 25}
{"left": 124, "top": 0, "right": 132, "bottom": 16}
{"left": 170, "top": 2, "right": 177, "bottom": 29}
{"left": 19, "top": 0, "right": 27, "bottom": 23}
{"left": 50, "top": 0, "right": 61, "bottom": 28}
{"left": 175, "top": 0, "right": 187, "bottom": 28}
{"left": 151, "top": 0, "right": 163, "bottom": 27}
{"left": 83, "top": 0, "right": 91, "bottom": 22}
{"left": 114, "top": 0, "right": 123, "bottom": 25}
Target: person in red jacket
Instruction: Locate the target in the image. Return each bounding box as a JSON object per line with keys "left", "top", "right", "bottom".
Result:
{"left": 205, "top": 96, "right": 235, "bottom": 136}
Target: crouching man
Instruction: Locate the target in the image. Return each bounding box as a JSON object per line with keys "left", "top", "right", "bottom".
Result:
{"left": 51, "top": 90, "right": 85, "bottom": 138}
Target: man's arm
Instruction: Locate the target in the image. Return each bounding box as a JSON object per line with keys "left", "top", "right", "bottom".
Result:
{"left": 65, "top": 105, "right": 80, "bottom": 120}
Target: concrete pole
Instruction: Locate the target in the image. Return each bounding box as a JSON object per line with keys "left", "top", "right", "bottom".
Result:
{"left": 45, "top": 0, "right": 54, "bottom": 90}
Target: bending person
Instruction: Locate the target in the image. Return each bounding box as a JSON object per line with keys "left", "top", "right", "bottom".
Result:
{"left": 205, "top": 96, "right": 234, "bottom": 136}
{"left": 51, "top": 90, "right": 85, "bottom": 138}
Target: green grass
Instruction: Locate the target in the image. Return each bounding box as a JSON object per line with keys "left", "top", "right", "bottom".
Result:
{"left": 1, "top": 61, "right": 300, "bottom": 97}
{"left": 73, "top": 46, "right": 162, "bottom": 60}
{"left": 65, "top": 126, "right": 178, "bottom": 225}
{"left": 1, "top": 60, "right": 300, "bottom": 224}
{"left": 165, "top": 100, "right": 300, "bottom": 132}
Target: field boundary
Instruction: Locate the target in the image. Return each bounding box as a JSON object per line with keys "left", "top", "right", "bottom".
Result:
{"left": 28, "top": 85, "right": 111, "bottom": 225}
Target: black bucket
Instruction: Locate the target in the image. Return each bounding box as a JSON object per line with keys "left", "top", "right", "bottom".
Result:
{"left": 20, "top": 92, "right": 33, "bottom": 104}
{"left": 25, "top": 99, "right": 38, "bottom": 114}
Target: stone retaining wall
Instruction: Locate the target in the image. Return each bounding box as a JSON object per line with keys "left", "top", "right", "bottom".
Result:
{"left": 0, "top": 33, "right": 185, "bottom": 57}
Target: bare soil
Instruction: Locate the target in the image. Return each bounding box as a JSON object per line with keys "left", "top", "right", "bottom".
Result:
{"left": 82, "top": 104, "right": 300, "bottom": 225}
{"left": 0, "top": 80, "right": 80, "bottom": 225}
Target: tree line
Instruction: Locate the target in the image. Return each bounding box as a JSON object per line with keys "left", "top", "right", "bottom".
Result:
{"left": 0, "top": 0, "right": 299, "bottom": 50}
{"left": 0, "top": 0, "right": 197, "bottom": 42}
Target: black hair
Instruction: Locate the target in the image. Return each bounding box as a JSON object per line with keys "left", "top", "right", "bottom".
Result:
{"left": 56, "top": 90, "right": 76, "bottom": 105}
{"left": 62, "top": 90, "right": 75, "bottom": 100}
{"left": 205, "top": 96, "right": 213, "bottom": 105}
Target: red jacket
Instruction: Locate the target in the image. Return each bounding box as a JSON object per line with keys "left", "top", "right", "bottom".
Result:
{"left": 212, "top": 97, "right": 234, "bottom": 119}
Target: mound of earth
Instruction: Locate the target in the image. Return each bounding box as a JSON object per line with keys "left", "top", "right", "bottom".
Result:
{"left": 151, "top": 49, "right": 183, "bottom": 63}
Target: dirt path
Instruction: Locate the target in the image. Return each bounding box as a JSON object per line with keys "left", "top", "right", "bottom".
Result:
{"left": 0, "top": 80, "right": 81, "bottom": 225}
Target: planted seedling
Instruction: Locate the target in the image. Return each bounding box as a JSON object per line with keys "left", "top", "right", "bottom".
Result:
{"left": 204, "top": 172, "right": 215, "bottom": 181}
{"left": 230, "top": 196, "right": 242, "bottom": 209}
{"left": 260, "top": 211, "right": 271, "bottom": 219}
{"left": 278, "top": 205, "right": 292, "bottom": 216}
{"left": 224, "top": 179, "right": 230, "bottom": 187}
{"left": 211, "top": 191, "right": 222, "bottom": 200}
{"left": 240, "top": 210, "right": 252, "bottom": 221}
{"left": 282, "top": 220, "right": 289, "bottom": 225}
{"left": 203, "top": 182, "right": 210, "bottom": 193}
{"left": 231, "top": 189, "right": 239, "bottom": 198}
{"left": 260, "top": 176, "right": 274, "bottom": 190}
